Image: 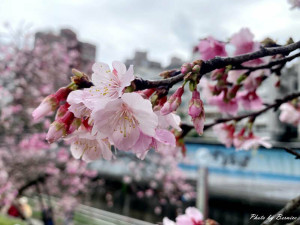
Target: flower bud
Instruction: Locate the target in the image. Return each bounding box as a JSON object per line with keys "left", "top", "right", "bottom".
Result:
{"left": 228, "top": 85, "right": 241, "bottom": 99}
{"left": 159, "top": 70, "right": 176, "bottom": 78}
{"left": 54, "top": 87, "right": 72, "bottom": 102}
{"left": 188, "top": 91, "right": 203, "bottom": 118}
{"left": 68, "top": 118, "right": 81, "bottom": 133}
{"left": 211, "top": 68, "right": 225, "bottom": 80}
{"left": 32, "top": 95, "right": 59, "bottom": 121}
{"left": 32, "top": 87, "right": 72, "bottom": 121}
{"left": 189, "top": 90, "right": 205, "bottom": 135}
{"left": 46, "top": 111, "right": 74, "bottom": 143}
{"left": 181, "top": 63, "right": 192, "bottom": 75}
{"left": 140, "top": 89, "right": 156, "bottom": 99}
{"left": 55, "top": 103, "right": 70, "bottom": 120}
{"left": 72, "top": 68, "right": 83, "bottom": 77}
{"left": 160, "top": 87, "right": 184, "bottom": 115}
{"left": 192, "top": 65, "right": 201, "bottom": 73}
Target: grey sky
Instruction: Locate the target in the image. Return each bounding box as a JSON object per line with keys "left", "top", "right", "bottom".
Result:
{"left": 1, "top": 0, "right": 299, "bottom": 66}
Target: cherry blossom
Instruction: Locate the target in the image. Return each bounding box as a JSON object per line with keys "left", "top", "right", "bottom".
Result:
{"left": 176, "top": 207, "right": 204, "bottom": 225}
{"left": 163, "top": 217, "right": 176, "bottom": 225}
{"left": 230, "top": 28, "right": 260, "bottom": 56}
{"left": 198, "top": 77, "right": 214, "bottom": 102}
{"left": 213, "top": 123, "right": 235, "bottom": 148}
{"left": 92, "top": 92, "right": 158, "bottom": 150}
{"left": 88, "top": 61, "right": 134, "bottom": 100}
{"left": 163, "top": 207, "right": 204, "bottom": 225}
{"left": 67, "top": 130, "right": 112, "bottom": 162}
{"left": 209, "top": 92, "right": 238, "bottom": 115}
{"left": 67, "top": 90, "right": 92, "bottom": 118}
{"left": 237, "top": 91, "right": 263, "bottom": 111}
{"left": 196, "top": 36, "right": 227, "bottom": 60}
{"left": 236, "top": 132, "right": 272, "bottom": 151}
{"left": 279, "top": 103, "right": 300, "bottom": 125}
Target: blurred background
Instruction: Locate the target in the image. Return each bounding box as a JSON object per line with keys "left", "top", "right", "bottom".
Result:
{"left": 0, "top": 0, "right": 300, "bottom": 225}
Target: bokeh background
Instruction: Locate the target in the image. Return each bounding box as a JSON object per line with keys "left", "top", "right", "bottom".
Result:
{"left": 0, "top": 1, "right": 300, "bottom": 225}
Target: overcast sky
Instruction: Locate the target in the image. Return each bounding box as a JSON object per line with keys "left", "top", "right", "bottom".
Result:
{"left": 1, "top": 0, "right": 300, "bottom": 66}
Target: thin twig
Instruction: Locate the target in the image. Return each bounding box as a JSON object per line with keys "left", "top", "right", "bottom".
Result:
{"left": 231, "top": 52, "right": 300, "bottom": 73}
{"left": 261, "top": 195, "right": 300, "bottom": 225}
{"left": 284, "top": 148, "right": 300, "bottom": 159}
{"left": 179, "top": 91, "right": 300, "bottom": 136}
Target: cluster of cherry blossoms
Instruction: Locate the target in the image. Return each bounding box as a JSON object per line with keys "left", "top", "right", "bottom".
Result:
{"left": 32, "top": 25, "right": 300, "bottom": 160}
{"left": 32, "top": 61, "right": 183, "bottom": 161}
{"left": 191, "top": 28, "right": 280, "bottom": 150}
{"left": 212, "top": 123, "right": 271, "bottom": 150}
{"left": 0, "top": 133, "right": 98, "bottom": 212}
{"left": 195, "top": 28, "right": 268, "bottom": 115}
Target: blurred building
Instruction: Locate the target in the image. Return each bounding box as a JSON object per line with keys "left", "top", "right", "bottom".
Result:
{"left": 35, "top": 28, "right": 96, "bottom": 70}
{"left": 125, "top": 51, "right": 162, "bottom": 80}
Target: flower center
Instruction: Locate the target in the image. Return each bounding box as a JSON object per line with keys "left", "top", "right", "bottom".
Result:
{"left": 113, "top": 104, "right": 139, "bottom": 138}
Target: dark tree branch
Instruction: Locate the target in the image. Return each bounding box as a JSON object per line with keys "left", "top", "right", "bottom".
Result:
{"left": 284, "top": 148, "right": 300, "bottom": 159}
{"left": 18, "top": 174, "right": 49, "bottom": 196}
{"left": 261, "top": 195, "right": 300, "bottom": 225}
{"left": 231, "top": 52, "right": 300, "bottom": 73}
{"left": 204, "top": 91, "right": 300, "bottom": 130}
{"left": 179, "top": 91, "right": 300, "bottom": 137}
{"left": 132, "top": 41, "right": 300, "bottom": 91}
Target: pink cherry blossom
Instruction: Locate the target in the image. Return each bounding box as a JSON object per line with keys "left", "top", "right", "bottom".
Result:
{"left": 209, "top": 92, "right": 238, "bottom": 115}
{"left": 243, "top": 70, "right": 270, "bottom": 91}
{"left": 161, "top": 86, "right": 184, "bottom": 115}
{"left": 92, "top": 92, "right": 158, "bottom": 150}
{"left": 131, "top": 129, "right": 176, "bottom": 159}
{"left": 236, "top": 132, "right": 272, "bottom": 150}
{"left": 67, "top": 130, "right": 112, "bottom": 162}
{"left": 152, "top": 129, "right": 176, "bottom": 152}
{"left": 213, "top": 123, "right": 235, "bottom": 148}
{"left": 88, "top": 61, "right": 134, "bottom": 99}
{"left": 163, "top": 217, "right": 176, "bottom": 225}
{"left": 176, "top": 207, "right": 204, "bottom": 225}
{"left": 198, "top": 77, "right": 214, "bottom": 102}
{"left": 196, "top": 36, "right": 227, "bottom": 60}
{"left": 67, "top": 90, "right": 93, "bottom": 118}
{"left": 156, "top": 111, "right": 182, "bottom": 132}
{"left": 279, "top": 103, "right": 300, "bottom": 125}
{"left": 230, "top": 28, "right": 260, "bottom": 56}
{"left": 237, "top": 91, "right": 263, "bottom": 111}
{"left": 130, "top": 110, "right": 180, "bottom": 159}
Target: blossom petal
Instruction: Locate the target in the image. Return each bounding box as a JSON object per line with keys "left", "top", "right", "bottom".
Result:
{"left": 112, "top": 61, "right": 126, "bottom": 75}
{"left": 122, "top": 93, "right": 158, "bottom": 136}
